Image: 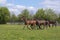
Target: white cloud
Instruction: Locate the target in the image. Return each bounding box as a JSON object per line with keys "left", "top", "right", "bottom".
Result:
{"left": 16, "top": 5, "right": 26, "bottom": 12}
{"left": 5, "top": 3, "right": 37, "bottom": 15}
{"left": 6, "top": 3, "right": 14, "bottom": 7}
{"left": 6, "top": 3, "right": 26, "bottom": 11}
{"left": 27, "top": 6, "right": 37, "bottom": 14}
{"left": 39, "top": 0, "right": 60, "bottom": 12}
{"left": 9, "top": 8, "right": 18, "bottom": 12}
{"left": 28, "top": 7, "right": 36, "bottom": 10}
{"left": 16, "top": 5, "right": 26, "bottom": 9}
{"left": 0, "top": 0, "right": 7, "bottom": 4}
{"left": 9, "top": 8, "right": 19, "bottom": 15}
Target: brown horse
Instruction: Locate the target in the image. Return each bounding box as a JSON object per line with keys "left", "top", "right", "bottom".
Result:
{"left": 21, "top": 16, "right": 50, "bottom": 30}
{"left": 48, "top": 20, "right": 57, "bottom": 27}
{"left": 36, "top": 20, "right": 50, "bottom": 29}
{"left": 21, "top": 17, "right": 36, "bottom": 30}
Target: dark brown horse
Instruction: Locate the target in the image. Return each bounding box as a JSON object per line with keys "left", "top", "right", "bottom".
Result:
{"left": 36, "top": 20, "right": 50, "bottom": 29}
{"left": 48, "top": 20, "right": 57, "bottom": 27}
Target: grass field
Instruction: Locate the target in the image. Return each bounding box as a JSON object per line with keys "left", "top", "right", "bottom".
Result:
{"left": 0, "top": 24, "right": 60, "bottom": 40}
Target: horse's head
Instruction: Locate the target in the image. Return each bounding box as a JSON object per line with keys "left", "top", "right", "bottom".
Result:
{"left": 21, "top": 16, "right": 27, "bottom": 21}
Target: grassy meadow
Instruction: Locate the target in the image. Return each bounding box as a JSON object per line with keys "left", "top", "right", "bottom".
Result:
{"left": 0, "top": 24, "right": 60, "bottom": 40}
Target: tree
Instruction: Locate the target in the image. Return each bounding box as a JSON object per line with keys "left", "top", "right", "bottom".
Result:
{"left": 19, "top": 9, "right": 30, "bottom": 19}
{"left": 45, "top": 9, "right": 58, "bottom": 21}
{"left": 34, "top": 8, "right": 46, "bottom": 20}
{"left": 10, "top": 13, "right": 18, "bottom": 23}
{"left": 57, "top": 14, "right": 60, "bottom": 23}
{"left": 18, "top": 13, "right": 23, "bottom": 22}
{"left": 0, "top": 7, "right": 10, "bottom": 24}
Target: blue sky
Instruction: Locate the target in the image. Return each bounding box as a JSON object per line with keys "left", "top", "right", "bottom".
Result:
{"left": 0, "top": 0, "right": 60, "bottom": 15}
{"left": 7, "top": 0, "right": 43, "bottom": 8}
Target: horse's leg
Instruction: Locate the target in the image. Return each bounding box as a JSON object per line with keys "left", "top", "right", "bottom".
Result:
{"left": 23, "top": 25, "right": 26, "bottom": 29}
{"left": 46, "top": 24, "right": 50, "bottom": 29}
{"left": 30, "top": 25, "right": 32, "bottom": 29}
{"left": 36, "top": 24, "right": 38, "bottom": 30}
{"left": 38, "top": 24, "right": 42, "bottom": 29}
{"left": 35, "top": 25, "right": 38, "bottom": 30}
{"left": 27, "top": 24, "right": 31, "bottom": 30}
{"left": 52, "top": 23, "right": 56, "bottom": 28}
{"left": 49, "top": 24, "right": 50, "bottom": 28}
{"left": 35, "top": 24, "right": 39, "bottom": 30}
{"left": 34, "top": 24, "right": 37, "bottom": 30}
{"left": 43, "top": 24, "right": 46, "bottom": 29}
{"left": 52, "top": 24, "right": 54, "bottom": 27}
{"left": 45, "top": 24, "right": 47, "bottom": 29}
{"left": 55, "top": 23, "right": 57, "bottom": 27}
{"left": 30, "top": 24, "right": 34, "bottom": 29}
{"left": 35, "top": 25, "right": 38, "bottom": 29}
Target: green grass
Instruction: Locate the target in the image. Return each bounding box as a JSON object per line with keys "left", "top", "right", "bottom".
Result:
{"left": 0, "top": 24, "right": 60, "bottom": 40}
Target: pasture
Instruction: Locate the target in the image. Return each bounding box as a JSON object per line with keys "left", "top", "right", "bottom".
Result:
{"left": 0, "top": 24, "right": 60, "bottom": 40}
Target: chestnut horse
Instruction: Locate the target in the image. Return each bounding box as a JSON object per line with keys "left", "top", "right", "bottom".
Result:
{"left": 21, "top": 17, "right": 37, "bottom": 30}
{"left": 21, "top": 17, "right": 50, "bottom": 30}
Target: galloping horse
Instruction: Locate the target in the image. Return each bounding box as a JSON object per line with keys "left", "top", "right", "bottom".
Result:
{"left": 48, "top": 20, "right": 57, "bottom": 27}
{"left": 21, "top": 17, "right": 36, "bottom": 30}
{"left": 21, "top": 16, "right": 50, "bottom": 30}
{"left": 36, "top": 19, "right": 50, "bottom": 29}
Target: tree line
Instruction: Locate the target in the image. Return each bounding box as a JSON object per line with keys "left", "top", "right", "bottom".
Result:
{"left": 0, "top": 7, "right": 60, "bottom": 24}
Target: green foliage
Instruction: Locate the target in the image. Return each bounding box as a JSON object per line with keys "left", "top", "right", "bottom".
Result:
{"left": 0, "top": 6, "right": 58, "bottom": 23}
{"left": 17, "top": 14, "right": 23, "bottom": 22}
{"left": 17, "top": 8, "right": 58, "bottom": 21}
{"left": 45, "top": 9, "right": 58, "bottom": 21}
{"left": 57, "top": 14, "right": 60, "bottom": 23}
{"left": 0, "top": 7, "right": 10, "bottom": 24}
{"left": 18, "top": 9, "right": 32, "bottom": 20}
{"left": 21, "top": 9, "right": 30, "bottom": 19}
{"left": 10, "top": 14, "right": 18, "bottom": 22}
{"left": 34, "top": 8, "right": 46, "bottom": 20}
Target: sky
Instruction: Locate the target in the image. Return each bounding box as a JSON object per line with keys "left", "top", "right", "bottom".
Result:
{"left": 0, "top": 0, "right": 60, "bottom": 15}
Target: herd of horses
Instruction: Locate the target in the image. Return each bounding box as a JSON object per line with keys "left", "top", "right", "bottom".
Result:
{"left": 21, "top": 16, "right": 57, "bottom": 30}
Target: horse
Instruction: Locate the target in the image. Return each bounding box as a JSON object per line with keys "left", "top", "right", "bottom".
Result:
{"left": 36, "top": 19, "right": 50, "bottom": 29}
{"left": 21, "top": 17, "right": 37, "bottom": 30}
{"left": 48, "top": 20, "right": 57, "bottom": 27}
{"left": 21, "top": 16, "right": 50, "bottom": 30}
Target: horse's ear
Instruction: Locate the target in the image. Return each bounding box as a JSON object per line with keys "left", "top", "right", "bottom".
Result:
{"left": 21, "top": 16, "right": 25, "bottom": 18}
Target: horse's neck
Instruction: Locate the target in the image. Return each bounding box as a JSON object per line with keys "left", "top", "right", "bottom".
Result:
{"left": 24, "top": 19, "right": 27, "bottom": 22}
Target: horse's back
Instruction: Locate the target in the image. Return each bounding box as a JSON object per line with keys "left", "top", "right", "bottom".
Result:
{"left": 30, "top": 20, "right": 36, "bottom": 24}
{"left": 39, "top": 20, "right": 46, "bottom": 23}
